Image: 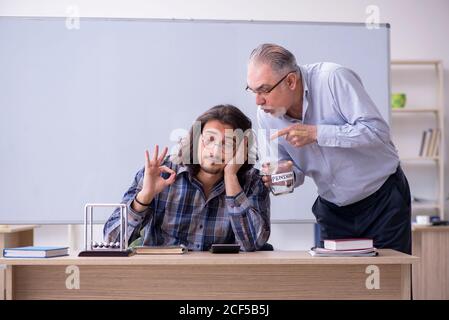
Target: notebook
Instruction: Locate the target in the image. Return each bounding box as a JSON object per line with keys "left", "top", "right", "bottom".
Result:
{"left": 309, "top": 247, "right": 378, "bottom": 257}
{"left": 3, "top": 246, "right": 69, "bottom": 258}
{"left": 134, "top": 244, "right": 187, "bottom": 255}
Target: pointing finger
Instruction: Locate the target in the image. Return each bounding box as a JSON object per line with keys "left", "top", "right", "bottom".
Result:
{"left": 289, "top": 129, "right": 308, "bottom": 137}
{"left": 270, "top": 127, "right": 290, "bottom": 140}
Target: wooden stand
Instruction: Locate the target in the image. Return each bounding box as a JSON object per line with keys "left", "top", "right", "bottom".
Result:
{"left": 78, "top": 249, "right": 134, "bottom": 257}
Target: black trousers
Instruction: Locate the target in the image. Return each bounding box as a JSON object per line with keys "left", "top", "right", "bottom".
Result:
{"left": 312, "top": 166, "right": 412, "bottom": 254}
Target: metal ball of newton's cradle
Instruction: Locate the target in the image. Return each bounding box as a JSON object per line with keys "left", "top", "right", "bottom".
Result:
{"left": 92, "top": 241, "right": 121, "bottom": 249}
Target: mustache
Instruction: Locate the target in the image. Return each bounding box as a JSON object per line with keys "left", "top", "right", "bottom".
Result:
{"left": 258, "top": 105, "right": 288, "bottom": 117}
{"left": 259, "top": 105, "right": 272, "bottom": 112}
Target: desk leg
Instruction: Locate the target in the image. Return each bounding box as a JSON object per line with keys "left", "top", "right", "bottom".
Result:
{"left": 0, "top": 265, "right": 4, "bottom": 300}
{"left": 401, "top": 264, "right": 411, "bottom": 300}
{"left": 5, "top": 265, "right": 12, "bottom": 300}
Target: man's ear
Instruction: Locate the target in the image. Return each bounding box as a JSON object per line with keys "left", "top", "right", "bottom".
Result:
{"left": 286, "top": 73, "right": 298, "bottom": 90}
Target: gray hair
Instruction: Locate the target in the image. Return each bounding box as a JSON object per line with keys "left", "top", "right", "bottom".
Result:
{"left": 249, "top": 43, "right": 300, "bottom": 75}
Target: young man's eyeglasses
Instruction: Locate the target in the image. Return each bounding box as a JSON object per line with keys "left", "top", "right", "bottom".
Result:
{"left": 201, "top": 133, "right": 235, "bottom": 154}
{"left": 246, "top": 70, "right": 297, "bottom": 95}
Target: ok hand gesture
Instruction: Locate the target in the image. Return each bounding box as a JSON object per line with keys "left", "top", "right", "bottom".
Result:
{"left": 138, "top": 145, "right": 176, "bottom": 204}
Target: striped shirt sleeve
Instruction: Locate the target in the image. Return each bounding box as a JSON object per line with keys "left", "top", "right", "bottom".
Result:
{"left": 225, "top": 173, "right": 271, "bottom": 251}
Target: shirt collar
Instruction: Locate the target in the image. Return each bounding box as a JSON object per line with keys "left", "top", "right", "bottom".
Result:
{"left": 175, "top": 163, "right": 189, "bottom": 175}
{"left": 300, "top": 65, "right": 309, "bottom": 97}
{"left": 299, "top": 65, "right": 309, "bottom": 121}
{"left": 280, "top": 65, "right": 309, "bottom": 123}
{"left": 175, "top": 162, "right": 226, "bottom": 199}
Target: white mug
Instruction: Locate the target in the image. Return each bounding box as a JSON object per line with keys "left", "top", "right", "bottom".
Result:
{"left": 416, "top": 215, "right": 430, "bottom": 225}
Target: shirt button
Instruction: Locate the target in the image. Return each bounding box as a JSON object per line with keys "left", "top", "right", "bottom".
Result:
{"left": 196, "top": 244, "right": 200, "bottom": 249}
{"left": 332, "top": 183, "right": 337, "bottom": 187}
{"left": 199, "top": 225, "right": 203, "bottom": 229}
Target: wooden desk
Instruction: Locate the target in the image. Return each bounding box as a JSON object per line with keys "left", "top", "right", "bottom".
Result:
{"left": 412, "top": 225, "right": 449, "bottom": 299}
{"left": 0, "top": 225, "right": 36, "bottom": 300}
{"left": 0, "top": 249, "right": 417, "bottom": 300}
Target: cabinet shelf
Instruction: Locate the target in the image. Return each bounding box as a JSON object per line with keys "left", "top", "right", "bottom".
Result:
{"left": 411, "top": 201, "right": 439, "bottom": 211}
{"left": 400, "top": 157, "right": 439, "bottom": 162}
{"left": 392, "top": 108, "right": 439, "bottom": 113}
{"left": 391, "top": 60, "right": 441, "bottom": 65}
{"left": 391, "top": 60, "right": 445, "bottom": 220}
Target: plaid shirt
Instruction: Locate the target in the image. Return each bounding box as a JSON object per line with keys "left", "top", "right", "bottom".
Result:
{"left": 103, "top": 158, "right": 270, "bottom": 251}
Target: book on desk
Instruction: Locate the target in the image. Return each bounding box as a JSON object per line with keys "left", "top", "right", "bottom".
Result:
{"left": 309, "top": 238, "right": 377, "bottom": 257}
{"left": 324, "top": 238, "right": 373, "bottom": 251}
{"left": 134, "top": 244, "right": 187, "bottom": 255}
{"left": 309, "top": 247, "right": 378, "bottom": 257}
{"left": 2, "top": 246, "right": 69, "bottom": 258}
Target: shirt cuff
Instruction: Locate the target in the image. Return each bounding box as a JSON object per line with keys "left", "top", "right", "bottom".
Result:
{"left": 293, "top": 166, "right": 305, "bottom": 188}
{"left": 317, "top": 124, "right": 338, "bottom": 147}
{"left": 225, "top": 191, "right": 250, "bottom": 216}
{"left": 126, "top": 197, "right": 148, "bottom": 227}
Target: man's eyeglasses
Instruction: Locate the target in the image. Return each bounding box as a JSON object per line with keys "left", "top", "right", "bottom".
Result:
{"left": 246, "top": 70, "right": 297, "bottom": 95}
{"left": 201, "top": 134, "right": 235, "bottom": 154}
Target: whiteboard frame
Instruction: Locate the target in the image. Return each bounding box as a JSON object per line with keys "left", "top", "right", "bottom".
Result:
{"left": 0, "top": 17, "right": 391, "bottom": 224}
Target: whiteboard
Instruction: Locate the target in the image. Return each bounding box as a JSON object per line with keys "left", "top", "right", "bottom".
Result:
{"left": 0, "top": 17, "right": 390, "bottom": 224}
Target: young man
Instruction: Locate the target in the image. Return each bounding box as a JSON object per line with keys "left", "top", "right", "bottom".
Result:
{"left": 104, "top": 105, "right": 270, "bottom": 251}
{"left": 246, "top": 43, "right": 411, "bottom": 254}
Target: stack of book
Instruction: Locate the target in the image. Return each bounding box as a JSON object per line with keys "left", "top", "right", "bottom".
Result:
{"left": 308, "top": 238, "right": 377, "bottom": 257}
{"left": 419, "top": 128, "right": 441, "bottom": 157}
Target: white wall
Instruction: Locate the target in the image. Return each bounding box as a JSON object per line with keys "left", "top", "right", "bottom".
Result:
{"left": 1, "top": 0, "right": 448, "bottom": 250}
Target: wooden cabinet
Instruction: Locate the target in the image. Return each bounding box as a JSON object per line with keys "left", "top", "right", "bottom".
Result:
{"left": 412, "top": 226, "right": 449, "bottom": 299}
